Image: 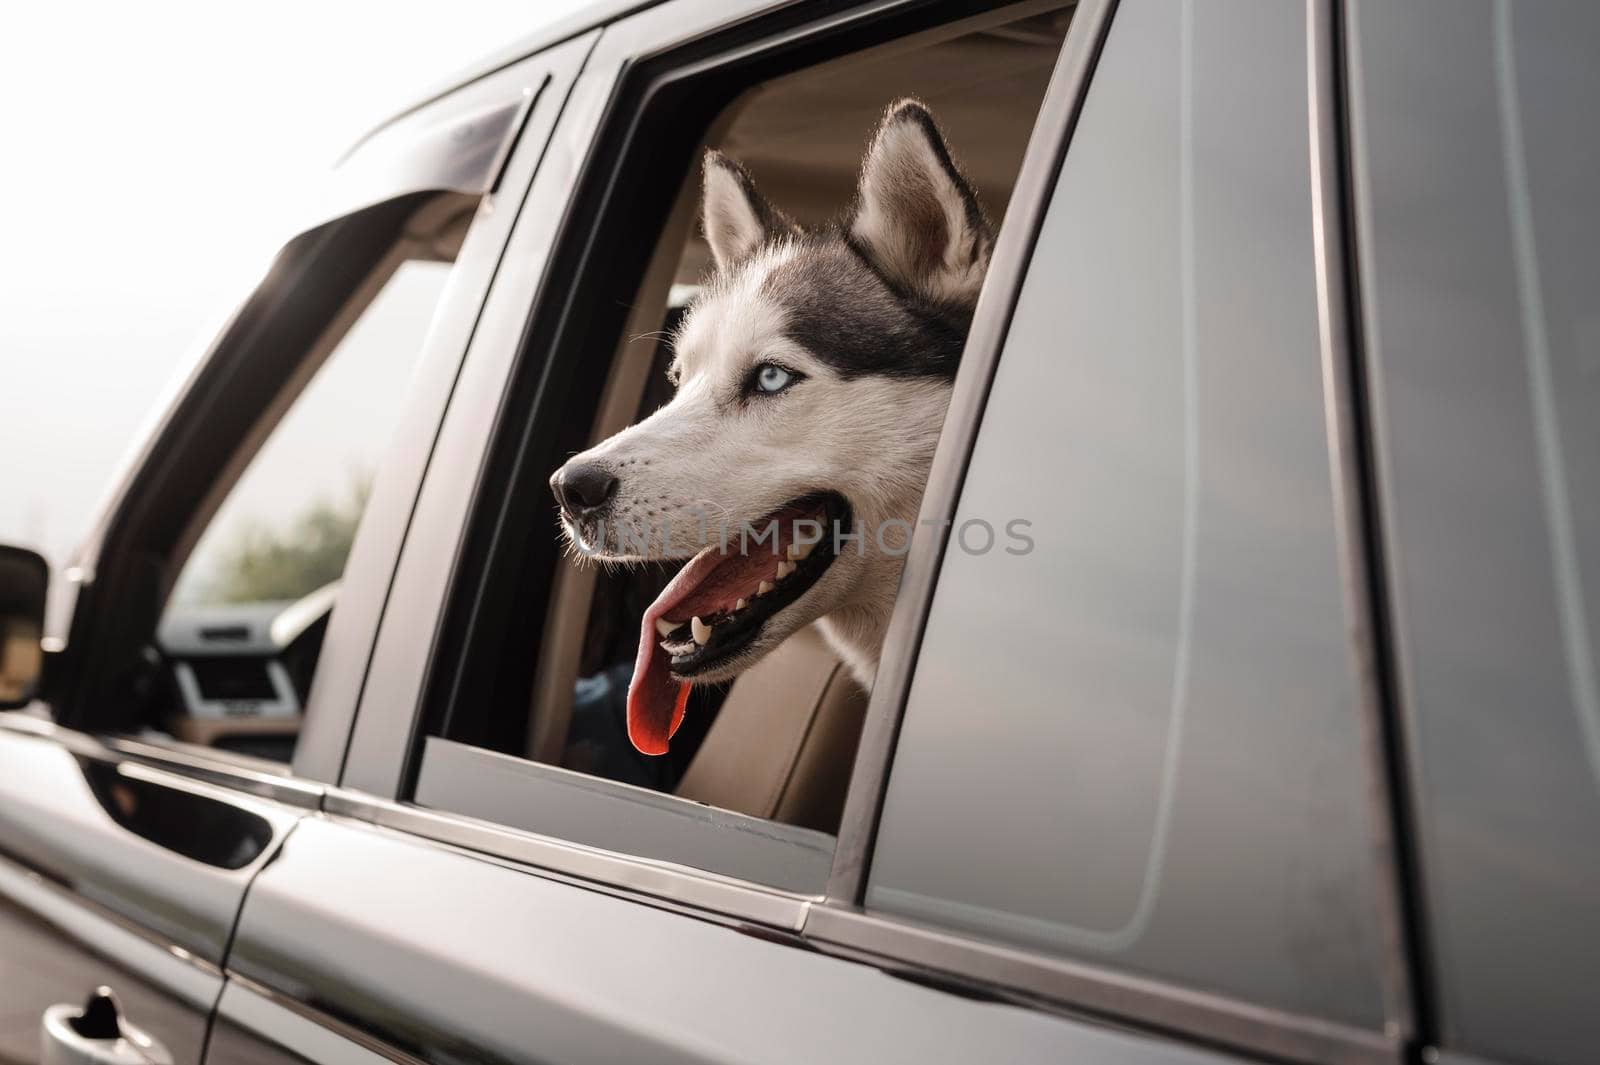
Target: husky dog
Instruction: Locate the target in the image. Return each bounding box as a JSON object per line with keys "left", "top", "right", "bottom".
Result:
{"left": 550, "top": 99, "right": 993, "bottom": 755}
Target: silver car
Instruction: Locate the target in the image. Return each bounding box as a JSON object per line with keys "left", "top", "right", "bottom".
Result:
{"left": 1, "top": 1, "right": 1596, "bottom": 1063}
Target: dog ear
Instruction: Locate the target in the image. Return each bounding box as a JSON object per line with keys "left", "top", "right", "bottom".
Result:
{"left": 849, "top": 99, "right": 993, "bottom": 305}
{"left": 702, "top": 150, "right": 794, "bottom": 271}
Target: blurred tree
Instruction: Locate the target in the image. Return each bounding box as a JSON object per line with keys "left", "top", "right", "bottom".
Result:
{"left": 209, "top": 478, "right": 371, "bottom": 604}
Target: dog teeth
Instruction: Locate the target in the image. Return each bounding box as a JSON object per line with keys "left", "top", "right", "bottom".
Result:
{"left": 690, "top": 616, "right": 711, "bottom": 646}
{"left": 778, "top": 560, "right": 798, "bottom": 579}
{"left": 757, "top": 580, "right": 774, "bottom": 596}
{"left": 787, "top": 540, "right": 817, "bottom": 560}
{"left": 655, "top": 618, "right": 678, "bottom": 638}
{"left": 735, "top": 598, "right": 748, "bottom": 611}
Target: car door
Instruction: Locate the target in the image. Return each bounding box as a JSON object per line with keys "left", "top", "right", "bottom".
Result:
{"left": 204, "top": 1, "right": 1351, "bottom": 1063}
{"left": 0, "top": 37, "right": 587, "bottom": 1065}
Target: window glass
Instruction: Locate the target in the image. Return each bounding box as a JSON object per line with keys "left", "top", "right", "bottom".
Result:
{"left": 1349, "top": 2, "right": 1600, "bottom": 1060}
{"left": 152, "top": 253, "right": 455, "bottom": 763}
{"left": 169, "top": 259, "right": 451, "bottom": 608}
{"left": 866, "top": 0, "right": 1386, "bottom": 1026}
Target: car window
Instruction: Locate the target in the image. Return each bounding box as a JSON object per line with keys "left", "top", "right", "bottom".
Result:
{"left": 148, "top": 220, "right": 470, "bottom": 762}
{"left": 1349, "top": 2, "right": 1600, "bottom": 1061}
{"left": 865, "top": 0, "right": 1387, "bottom": 1028}
{"left": 379, "top": 0, "right": 1077, "bottom": 894}
{"left": 169, "top": 260, "right": 450, "bottom": 607}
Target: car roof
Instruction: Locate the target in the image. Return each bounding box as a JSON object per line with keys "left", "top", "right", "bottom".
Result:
{"left": 341, "top": 0, "right": 661, "bottom": 164}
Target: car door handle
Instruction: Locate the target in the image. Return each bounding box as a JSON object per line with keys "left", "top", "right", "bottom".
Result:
{"left": 40, "top": 988, "right": 173, "bottom": 1065}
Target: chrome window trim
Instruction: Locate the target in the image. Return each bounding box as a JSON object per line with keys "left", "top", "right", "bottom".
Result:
{"left": 413, "top": 736, "right": 836, "bottom": 894}
{"left": 1306, "top": 0, "right": 1423, "bottom": 1049}
{"left": 322, "top": 788, "right": 814, "bottom": 932}
{"left": 0, "top": 711, "right": 814, "bottom": 933}
{"left": 804, "top": 907, "right": 1398, "bottom": 1065}
{"left": 0, "top": 711, "right": 324, "bottom": 811}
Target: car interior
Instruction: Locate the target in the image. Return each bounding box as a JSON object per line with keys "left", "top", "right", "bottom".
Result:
{"left": 138, "top": 1, "right": 1071, "bottom": 837}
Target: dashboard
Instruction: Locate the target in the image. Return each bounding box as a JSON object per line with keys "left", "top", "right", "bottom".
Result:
{"left": 154, "top": 583, "right": 337, "bottom": 762}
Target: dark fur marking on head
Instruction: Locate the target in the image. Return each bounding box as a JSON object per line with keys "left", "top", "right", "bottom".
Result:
{"left": 697, "top": 100, "right": 991, "bottom": 380}
{"left": 761, "top": 240, "right": 971, "bottom": 380}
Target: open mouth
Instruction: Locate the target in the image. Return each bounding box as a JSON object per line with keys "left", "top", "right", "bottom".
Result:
{"left": 626, "top": 491, "right": 851, "bottom": 755}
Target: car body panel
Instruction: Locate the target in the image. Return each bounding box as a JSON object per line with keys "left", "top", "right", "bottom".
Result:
{"left": 219, "top": 815, "right": 1230, "bottom": 1065}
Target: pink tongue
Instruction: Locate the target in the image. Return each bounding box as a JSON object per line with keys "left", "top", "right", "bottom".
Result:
{"left": 625, "top": 506, "right": 816, "bottom": 755}
{"left": 627, "top": 544, "right": 734, "bottom": 755}
{"left": 626, "top": 646, "right": 689, "bottom": 756}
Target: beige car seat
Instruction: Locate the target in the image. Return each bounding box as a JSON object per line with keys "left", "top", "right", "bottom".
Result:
{"left": 675, "top": 625, "right": 869, "bottom": 834}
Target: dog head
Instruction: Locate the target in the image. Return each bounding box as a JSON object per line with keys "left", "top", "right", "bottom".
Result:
{"left": 551, "top": 99, "right": 993, "bottom": 753}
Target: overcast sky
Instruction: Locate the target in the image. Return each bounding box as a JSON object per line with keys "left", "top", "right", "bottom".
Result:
{"left": 0, "top": 0, "right": 592, "bottom": 566}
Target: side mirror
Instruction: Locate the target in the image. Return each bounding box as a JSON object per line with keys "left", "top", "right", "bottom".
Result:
{"left": 0, "top": 545, "right": 48, "bottom": 709}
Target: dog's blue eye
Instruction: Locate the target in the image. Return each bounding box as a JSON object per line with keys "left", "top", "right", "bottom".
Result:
{"left": 754, "top": 364, "right": 796, "bottom": 394}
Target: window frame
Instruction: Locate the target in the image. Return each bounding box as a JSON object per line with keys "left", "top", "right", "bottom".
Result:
{"left": 36, "top": 45, "right": 576, "bottom": 796}
{"left": 319, "top": 1, "right": 1422, "bottom": 1063}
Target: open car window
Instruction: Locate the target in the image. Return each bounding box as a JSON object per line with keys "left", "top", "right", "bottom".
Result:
{"left": 373, "top": 0, "right": 1078, "bottom": 893}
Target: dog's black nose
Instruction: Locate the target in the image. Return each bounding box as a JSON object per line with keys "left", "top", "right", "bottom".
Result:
{"left": 551, "top": 461, "right": 618, "bottom": 520}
